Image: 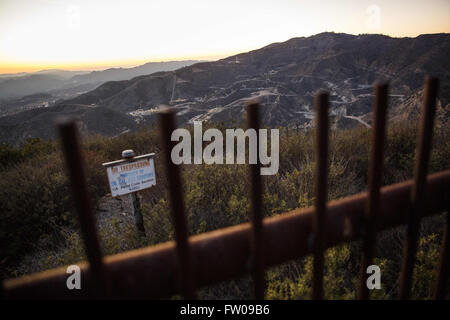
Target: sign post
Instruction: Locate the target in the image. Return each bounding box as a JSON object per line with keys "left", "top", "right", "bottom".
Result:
{"left": 102, "top": 150, "right": 156, "bottom": 238}
{"left": 130, "top": 191, "right": 145, "bottom": 237}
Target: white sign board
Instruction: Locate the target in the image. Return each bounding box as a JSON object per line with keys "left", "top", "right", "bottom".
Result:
{"left": 106, "top": 158, "right": 156, "bottom": 197}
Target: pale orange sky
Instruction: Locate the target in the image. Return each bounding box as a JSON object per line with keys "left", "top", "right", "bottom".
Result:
{"left": 0, "top": 0, "right": 449, "bottom": 74}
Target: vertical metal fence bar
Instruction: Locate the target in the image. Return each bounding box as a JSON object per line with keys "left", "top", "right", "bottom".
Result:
{"left": 58, "top": 120, "right": 108, "bottom": 295}
{"left": 434, "top": 207, "right": 449, "bottom": 299}
{"left": 398, "top": 76, "right": 439, "bottom": 299}
{"left": 131, "top": 192, "right": 146, "bottom": 237}
{"left": 246, "top": 102, "right": 265, "bottom": 300}
{"left": 312, "top": 92, "right": 329, "bottom": 300}
{"left": 358, "top": 83, "right": 389, "bottom": 300}
{"left": 159, "top": 108, "right": 196, "bottom": 299}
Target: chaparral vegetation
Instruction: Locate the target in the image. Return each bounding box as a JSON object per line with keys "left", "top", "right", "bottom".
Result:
{"left": 0, "top": 120, "right": 449, "bottom": 299}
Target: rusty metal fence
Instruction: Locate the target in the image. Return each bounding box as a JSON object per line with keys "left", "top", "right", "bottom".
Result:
{"left": 2, "top": 76, "right": 449, "bottom": 300}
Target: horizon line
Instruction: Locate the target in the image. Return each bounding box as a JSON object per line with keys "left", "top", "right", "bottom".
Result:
{"left": 1, "top": 31, "right": 448, "bottom": 75}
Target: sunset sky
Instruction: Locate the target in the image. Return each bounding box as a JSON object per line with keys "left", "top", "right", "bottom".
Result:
{"left": 0, "top": 0, "right": 449, "bottom": 74}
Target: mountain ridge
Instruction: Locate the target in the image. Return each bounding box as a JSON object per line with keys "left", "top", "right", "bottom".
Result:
{"left": 65, "top": 32, "right": 449, "bottom": 120}
{"left": 0, "top": 60, "right": 202, "bottom": 102}
{"left": 1, "top": 32, "right": 448, "bottom": 145}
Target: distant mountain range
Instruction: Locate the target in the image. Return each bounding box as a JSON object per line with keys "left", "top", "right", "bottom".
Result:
{"left": 0, "top": 60, "right": 201, "bottom": 103}
{"left": 0, "top": 32, "right": 449, "bottom": 145}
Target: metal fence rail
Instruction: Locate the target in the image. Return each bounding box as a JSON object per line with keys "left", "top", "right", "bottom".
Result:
{"left": 2, "top": 76, "right": 449, "bottom": 300}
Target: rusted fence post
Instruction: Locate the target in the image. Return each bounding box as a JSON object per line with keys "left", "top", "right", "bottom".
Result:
{"left": 246, "top": 102, "right": 265, "bottom": 300}
{"left": 312, "top": 91, "right": 329, "bottom": 300}
{"left": 359, "top": 83, "right": 389, "bottom": 300}
{"left": 159, "top": 107, "right": 196, "bottom": 299}
{"left": 398, "top": 77, "right": 439, "bottom": 299}
{"left": 58, "top": 119, "right": 108, "bottom": 296}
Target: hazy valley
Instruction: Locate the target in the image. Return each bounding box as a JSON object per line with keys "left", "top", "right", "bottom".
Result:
{"left": 0, "top": 60, "right": 200, "bottom": 116}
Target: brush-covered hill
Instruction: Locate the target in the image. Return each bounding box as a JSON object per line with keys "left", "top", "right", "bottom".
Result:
{"left": 65, "top": 32, "right": 449, "bottom": 124}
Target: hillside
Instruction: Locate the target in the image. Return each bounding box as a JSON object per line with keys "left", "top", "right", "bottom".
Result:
{"left": 65, "top": 32, "right": 450, "bottom": 126}
{"left": 1, "top": 32, "right": 449, "bottom": 145}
